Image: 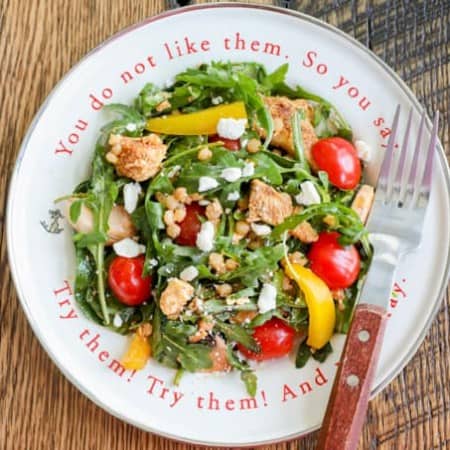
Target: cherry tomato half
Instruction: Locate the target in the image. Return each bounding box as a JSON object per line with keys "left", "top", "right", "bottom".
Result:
{"left": 308, "top": 231, "right": 361, "bottom": 290}
{"left": 209, "top": 134, "right": 241, "bottom": 151}
{"left": 108, "top": 255, "right": 152, "bottom": 306}
{"left": 175, "top": 202, "right": 205, "bottom": 246}
{"left": 311, "top": 137, "right": 361, "bottom": 190}
{"left": 238, "top": 318, "right": 296, "bottom": 361}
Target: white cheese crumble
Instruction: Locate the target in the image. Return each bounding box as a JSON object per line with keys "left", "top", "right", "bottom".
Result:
{"left": 198, "top": 176, "right": 219, "bottom": 192}
{"left": 180, "top": 265, "right": 199, "bottom": 282}
{"left": 123, "top": 182, "right": 142, "bottom": 214}
{"left": 295, "top": 181, "right": 321, "bottom": 206}
{"left": 211, "top": 96, "right": 223, "bottom": 105}
{"left": 354, "top": 140, "right": 372, "bottom": 162}
{"left": 217, "top": 118, "right": 247, "bottom": 140}
{"left": 198, "top": 199, "right": 210, "bottom": 206}
{"left": 257, "top": 283, "right": 277, "bottom": 313}
{"left": 250, "top": 223, "right": 272, "bottom": 236}
{"left": 148, "top": 258, "right": 158, "bottom": 268}
{"left": 125, "top": 123, "right": 137, "bottom": 132}
{"left": 113, "top": 313, "right": 123, "bottom": 328}
{"left": 196, "top": 221, "right": 215, "bottom": 252}
{"left": 113, "top": 238, "right": 146, "bottom": 258}
{"left": 165, "top": 77, "right": 175, "bottom": 88}
{"left": 221, "top": 167, "right": 242, "bottom": 182}
{"left": 242, "top": 161, "right": 255, "bottom": 177}
{"left": 227, "top": 191, "right": 240, "bottom": 201}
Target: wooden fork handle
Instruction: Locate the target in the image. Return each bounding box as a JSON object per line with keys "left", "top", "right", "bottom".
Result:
{"left": 316, "top": 303, "right": 388, "bottom": 450}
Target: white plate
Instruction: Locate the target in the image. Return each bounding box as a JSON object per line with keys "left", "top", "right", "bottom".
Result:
{"left": 7, "top": 4, "right": 450, "bottom": 446}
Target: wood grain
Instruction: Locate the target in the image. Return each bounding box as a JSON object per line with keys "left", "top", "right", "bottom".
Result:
{"left": 0, "top": 1, "right": 449, "bottom": 449}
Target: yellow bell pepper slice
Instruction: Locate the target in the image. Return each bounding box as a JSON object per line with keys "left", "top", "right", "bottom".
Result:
{"left": 146, "top": 101, "right": 247, "bottom": 135}
{"left": 284, "top": 263, "right": 336, "bottom": 350}
{"left": 122, "top": 332, "right": 151, "bottom": 370}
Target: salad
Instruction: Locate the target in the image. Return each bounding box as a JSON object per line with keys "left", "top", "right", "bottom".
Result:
{"left": 62, "top": 62, "right": 374, "bottom": 395}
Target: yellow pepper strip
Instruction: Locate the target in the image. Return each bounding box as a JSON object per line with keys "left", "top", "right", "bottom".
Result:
{"left": 146, "top": 101, "right": 247, "bottom": 135}
{"left": 121, "top": 332, "right": 151, "bottom": 370}
{"left": 284, "top": 262, "right": 336, "bottom": 350}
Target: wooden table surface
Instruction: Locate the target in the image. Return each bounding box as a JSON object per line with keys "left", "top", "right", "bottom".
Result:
{"left": 1, "top": 1, "right": 449, "bottom": 449}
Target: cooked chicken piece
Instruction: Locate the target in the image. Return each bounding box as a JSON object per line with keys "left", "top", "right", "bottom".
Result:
{"left": 247, "top": 179, "right": 293, "bottom": 226}
{"left": 188, "top": 318, "right": 215, "bottom": 343}
{"left": 257, "top": 96, "right": 318, "bottom": 159}
{"left": 159, "top": 278, "right": 194, "bottom": 319}
{"left": 231, "top": 310, "right": 258, "bottom": 325}
{"left": 106, "top": 133, "right": 167, "bottom": 182}
{"left": 65, "top": 199, "right": 135, "bottom": 245}
{"left": 290, "top": 221, "right": 318, "bottom": 243}
{"left": 351, "top": 184, "right": 375, "bottom": 224}
{"left": 201, "top": 336, "right": 231, "bottom": 373}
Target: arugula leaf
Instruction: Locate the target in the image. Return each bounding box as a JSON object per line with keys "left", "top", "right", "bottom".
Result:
{"left": 69, "top": 200, "right": 83, "bottom": 223}
{"left": 215, "top": 320, "right": 260, "bottom": 352}
{"left": 203, "top": 299, "right": 257, "bottom": 315}
{"left": 291, "top": 110, "right": 310, "bottom": 173}
{"left": 295, "top": 340, "right": 311, "bottom": 368}
{"left": 241, "top": 371, "right": 258, "bottom": 397}
{"left": 226, "top": 345, "right": 258, "bottom": 397}
{"left": 271, "top": 203, "right": 368, "bottom": 247}
{"left": 312, "top": 342, "right": 333, "bottom": 363}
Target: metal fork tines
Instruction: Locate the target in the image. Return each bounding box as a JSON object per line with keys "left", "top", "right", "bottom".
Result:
{"left": 376, "top": 106, "right": 439, "bottom": 211}
{"left": 362, "top": 106, "right": 439, "bottom": 307}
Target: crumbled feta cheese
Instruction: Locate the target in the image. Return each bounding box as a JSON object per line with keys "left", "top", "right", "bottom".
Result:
{"left": 211, "top": 96, "right": 223, "bottom": 105}
{"left": 217, "top": 118, "right": 247, "bottom": 140}
{"left": 354, "top": 140, "right": 372, "bottom": 162}
{"left": 240, "top": 138, "right": 249, "bottom": 148}
{"left": 221, "top": 167, "right": 242, "bottom": 182}
{"left": 257, "top": 283, "right": 277, "bottom": 313}
{"left": 227, "top": 191, "right": 240, "bottom": 201}
{"left": 196, "top": 221, "right": 215, "bottom": 251}
{"left": 123, "top": 182, "right": 142, "bottom": 214}
{"left": 165, "top": 77, "right": 175, "bottom": 88}
{"left": 242, "top": 162, "right": 255, "bottom": 177}
{"left": 250, "top": 223, "right": 272, "bottom": 236}
{"left": 167, "top": 165, "right": 181, "bottom": 178}
{"left": 113, "top": 238, "right": 146, "bottom": 258}
{"left": 125, "top": 123, "right": 137, "bottom": 132}
{"left": 225, "top": 208, "right": 231, "bottom": 214}
{"left": 198, "top": 176, "right": 219, "bottom": 192}
{"left": 149, "top": 258, "right": 158, "bottom": 268}
{"left": 198, "top": 199, "right": 210, "bottom": 206}
{"left": 180, "top": 265, "right": 199, "bottom": 282}
{"left": 295, "top": 181, "right": 321, "bottom": 206}
{"left": 113, "top": 313, "right": 123, "bottom": 328}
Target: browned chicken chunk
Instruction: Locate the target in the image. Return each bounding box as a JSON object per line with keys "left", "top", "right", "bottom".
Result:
{"left": 247, "top": 179, "right": 293, "bottom": 226}
{"left": 258, "top": 96, "right": 318, "bottom": 159}
{"left": 159, "top": 278, "right": 194, "bottom": 319}
{"left": 290, "top": 221, "right": 319, "bottom": 243}
{"left": 351, "top": 184, "right": 375, "bottom": 224}
{"left": 106, "top": 134, "right": 167, "bottom": 182}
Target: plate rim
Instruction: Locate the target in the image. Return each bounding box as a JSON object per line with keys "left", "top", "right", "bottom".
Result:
{"left": 6, "top": 2, "right": 450, "bottom": 447}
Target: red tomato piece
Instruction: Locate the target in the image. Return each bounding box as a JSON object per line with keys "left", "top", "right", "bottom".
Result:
{"left": 308, "top": 231, "right": 361, "bottom": 289}
{"left": 209, "top": 134, "right": 241, "bottom": 151}
{"left": 238, "top": 318, "right": 296, "bottom": 361}
{"left": 108, "top": 255, "right": 152, "bottom": 306}
{"left": 175, "top": 202, "right": 205, "bottom": 246}
{"left": 311, "top": 137, "right": 361, "bottom": 190}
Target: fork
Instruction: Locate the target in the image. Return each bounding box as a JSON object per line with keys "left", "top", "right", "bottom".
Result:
{"left": 316, "top": 106, "right": 440, "bottom": 450}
